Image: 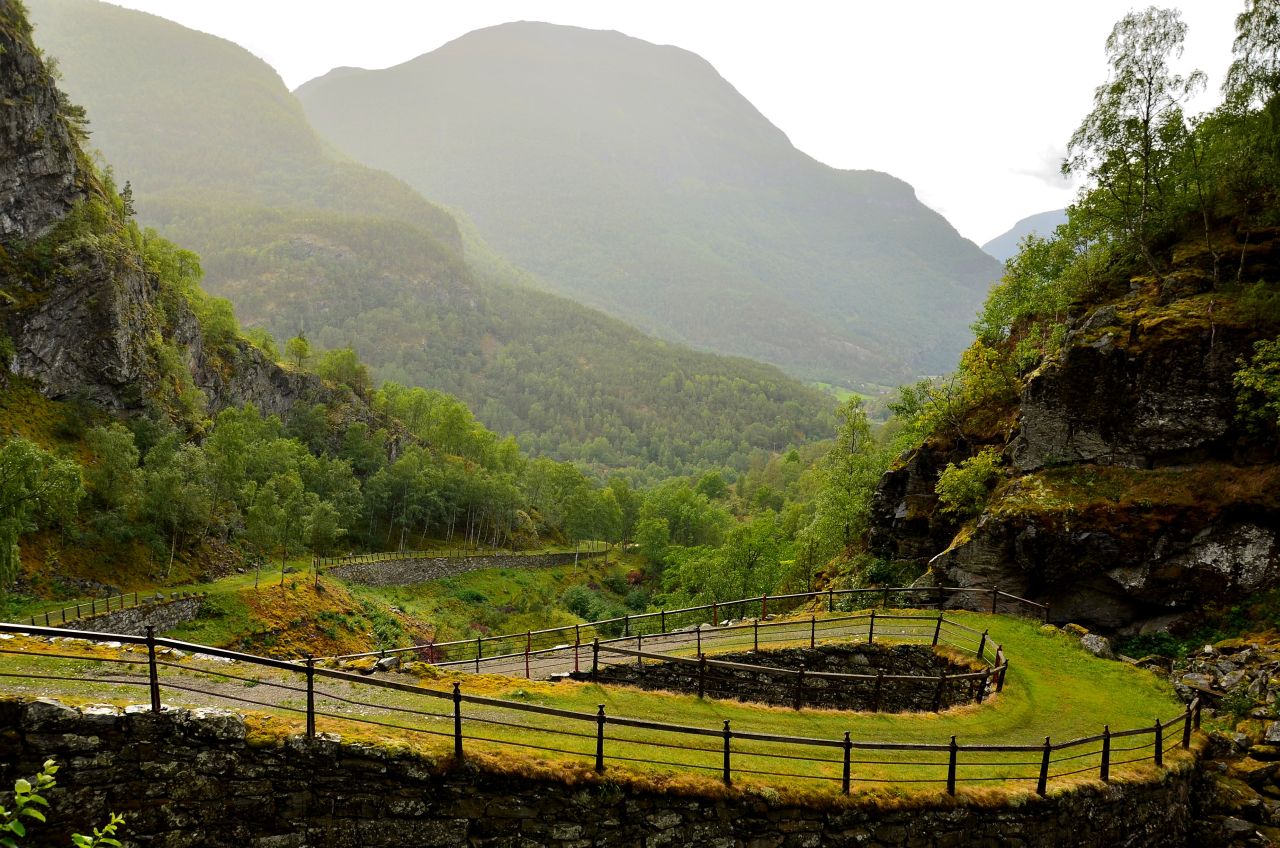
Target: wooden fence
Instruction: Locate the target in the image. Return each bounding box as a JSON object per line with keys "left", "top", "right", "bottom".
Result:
{"left": 321, "top": 585, "right": 1049, "bottom": 669}
{"left": 0, "top": 620, "right": 1198, "bottom": 798}
{"left": 27, "top": 591, "right": 145, "bottom": 627}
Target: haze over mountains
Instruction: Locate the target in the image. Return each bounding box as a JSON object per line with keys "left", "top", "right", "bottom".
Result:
{"left": 981, "top": 209, "right": 1069, "bottom": 263}
{"left": 27, "top": 0, "right": 836, "bottom": 479}
{"left": 295, "top": 22, "right": 1002, "bottom": 387}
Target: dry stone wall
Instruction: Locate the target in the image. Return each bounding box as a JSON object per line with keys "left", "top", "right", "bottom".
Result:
{"left": 0, "top": 698, "right": 1194, "bottom": 847}
{"left": 583, "top": 644, "right": 989, "bottom": 712}
{"left": 329, "top": 550, "right": 607, "bottom": 586}
{"left": 59, "top": 596, "right": 204, "bottom": 637}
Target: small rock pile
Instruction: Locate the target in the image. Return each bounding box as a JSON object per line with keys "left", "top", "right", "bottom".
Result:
{"left": 1170, "top": 636, "right": 1280, "bottom": 847}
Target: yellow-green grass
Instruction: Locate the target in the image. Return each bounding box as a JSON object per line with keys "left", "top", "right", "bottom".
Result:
{"left": 0, "top": 611, "right": 1191, "bottom": 804}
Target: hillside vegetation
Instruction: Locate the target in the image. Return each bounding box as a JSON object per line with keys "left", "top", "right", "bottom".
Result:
{"left": 865, "top": 5, "right": 1280, "bottom": 632}
{"left": 26, "top": 0, "right": 835, "bottom": 480}
{"left": 295, "top": 21, "right": 1002, "bottom": 388}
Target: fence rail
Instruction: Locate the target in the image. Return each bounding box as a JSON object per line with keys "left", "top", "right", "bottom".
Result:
{"left": 0, "top": 620, "right": 1197, "bottom": 798}
{"left": 27, "top": 591, "right": 148, "bottom": 627}
{"left": 320, "top": 585, "right": 1049, "bottom": 666}
{"left": 314, "top": 546, "right": 611, "bottom": 570}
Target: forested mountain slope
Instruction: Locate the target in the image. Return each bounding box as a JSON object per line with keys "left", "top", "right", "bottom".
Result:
{"left": 27, "top": 0, "right": 834, "bottom": 479}
{"left": 295, "top": 22, "right": 1002, "bottom": 388}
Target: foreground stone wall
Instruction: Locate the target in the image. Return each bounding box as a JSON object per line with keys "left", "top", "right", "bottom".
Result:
{"left": 328, "top": 550, "right": 608, "bottom": 586}
{"left": 584, "top": 644, "right": 988, "bottom": 712}
{"left": 0, "top": 698, "right": 1193, "bottom": 847}
{"left": 59, "top": 596, "right": 204, "bottom": 637}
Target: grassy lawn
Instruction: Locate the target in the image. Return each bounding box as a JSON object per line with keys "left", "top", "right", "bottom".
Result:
{"left": 0, "top": 610, "right": 1191, "bottom": 804}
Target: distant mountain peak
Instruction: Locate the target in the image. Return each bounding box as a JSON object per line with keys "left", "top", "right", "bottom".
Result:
{"left": 297, "top": 21, "right": 1000, "bottom": 383}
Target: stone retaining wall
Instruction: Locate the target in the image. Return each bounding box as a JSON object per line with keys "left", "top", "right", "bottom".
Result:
{"left": 59, "top": 596, "right": 204, "bottom": 637}
{"left": 328, "top": 550, "right": 608, "bottom": 586}
{"left": 0, "top": 698, "right": 1194, "bottom": 847}
{"left": 583, "top": 644, "right": 988, "bottom": 712}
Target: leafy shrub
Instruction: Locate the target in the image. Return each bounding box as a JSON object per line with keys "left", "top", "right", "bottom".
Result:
{"left": 601, "top": 572, "right": 629, "bottom": 596}
{"left": 454, "top": 589, "right": 487, "bottom": 604}
{"left": 1235, "top": 337, "right": 1280, "bottom": 434}
{"left": 1, "top": 759, "right": 126, "bottom": 847}
{"left": 559, "top": 585, "right": 597, "bottom": 619}
{"left": 935, "top": 448, "right": 1003, "bottom": 518}
{"left": 623, "top": 588, "right": 649, "bottom": 612}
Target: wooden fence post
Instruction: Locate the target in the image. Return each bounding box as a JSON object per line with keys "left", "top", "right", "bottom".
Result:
{"left": 873, "top": 670, "right": 884, "bottom": 712}
{"left": 592, "top": 638, "right": 600, "bottom": 680}
{"left": 574, "top": 625, "right": 581, "bottom": 674}
{"left": 696, "top": 624, "right": 701, "bottom": 656}
{"left": 868, "top": 610, "right": 876, "bottom": 644}
{"left": 810, "top": 615, "right": 816, "bottom": 649}
{"left": 976, "top": 630, "right": 988, "bottom": 659}
{"left": 145, "top": 625, "right": 161, "bottom": 713}
{"left": 932, "top": 614, "right": 943, "bottom": 647}
{"left": 947, "top": 736, "right": 958, "bottom": 795}
{"left": 1194, "top": 698, "right": 1202, "bottom": 730}
{"left": 474, "top": 636, "right": 482, "bottom": 674}
{"left": 753, "top": 619, "right": 759, "bottom": 652}
{"left": 828, "top": 588, "right": 834, "bottom": 613}
{"left": 1154, "top": 718, "right": 1163, "bottom": 767}
{"left": 934, "top": 673, "right": 947, "bottom": 711}
{"left": 722, "top": 720, "right": 732, "bottom": 786}
{"left": 1182, "top": 702, "right": 1193, "bottom": 749}
{"left": 453, "top": 682, "right": 464, "bottom": 762}
{"left": 595, "top": 705, "right": 606, "bottom": 773}
{"left": 624, "top": 614, "right": 630, "bottom": 638}
{"left": 842, "top": 731, "right": 852, "bottom": 794}
{"left": 524, "top": 631, "right": 531, "bottom": 679}
{"left": 794, "top": 665, "right": 805, "bottom": 710}
{"left": 636, "top": 634, "right": 643, "bottom": 671}
{"left": 660, "top": 610, "right": 666, "bottom": 633}
{"left": 761, "top": 594, "right": 768, "bottom": 620}
{"left": 1037, "top": 737, "right": 1051, "bottom": 796}
{"left": 698, "top": 655, "right": 707, "bottom": 698}
{"left": 977, "top": 670, "right": 989, "bottom": 704}
{"left": 1100, "top": 726, "right": 1111, "bottom": 783}
{"left": 305, "top": 655, "right": 315, "bottom": 738}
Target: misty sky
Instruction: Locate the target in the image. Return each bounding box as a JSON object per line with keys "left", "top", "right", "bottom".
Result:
{"left": 108, "top": 0, "right": 1238, "bottom": 245}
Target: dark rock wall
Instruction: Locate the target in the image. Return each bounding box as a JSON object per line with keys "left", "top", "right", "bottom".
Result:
{"left": 868, "top": 298, "right": 1280, "bottom": 631}
{"left": 0, "top": 4, "right": 84, "bottom": 242}
{"left": 0, "top": 698, "right": 1195, "bottom": 848}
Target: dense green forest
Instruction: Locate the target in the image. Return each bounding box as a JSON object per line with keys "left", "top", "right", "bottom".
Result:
{"left": 294, "top": 21, "right": 1002, "bottom": 388}
{"left": 26, "top": 0, "right": 835, "bottom": 481}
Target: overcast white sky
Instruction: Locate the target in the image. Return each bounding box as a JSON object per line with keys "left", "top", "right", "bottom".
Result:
{"left": 109, "top": 0, "right": 1239, "bottom": 245}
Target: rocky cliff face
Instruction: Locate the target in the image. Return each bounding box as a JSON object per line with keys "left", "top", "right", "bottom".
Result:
{"left": 0, "top": 2, "right": 82, "bottom": 242}
{"left": 0, "top": 2, "right": 355, "bottom": 422}
{"left": 870, "top": 266, "right": 1280, "bottom": 633}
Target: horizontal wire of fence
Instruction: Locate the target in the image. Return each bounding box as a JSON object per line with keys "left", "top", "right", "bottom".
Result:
{"left": 320, "top": 585, "right": 1048, "bottom": 665}
{"left": 0, "top": 621, "right": 1199, "bottom": 798}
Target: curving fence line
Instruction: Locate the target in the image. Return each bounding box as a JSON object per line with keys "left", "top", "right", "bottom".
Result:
{"left": 0, "top": 619, "right": 1197, "bottom": 798}
{"left": 320, "top": 585, "right": 1049, "bottom": 667}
